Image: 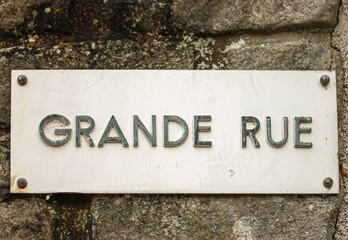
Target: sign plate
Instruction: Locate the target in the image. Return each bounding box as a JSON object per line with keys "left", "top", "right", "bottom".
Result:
{"left": 11, "top": 70, "right": 338, "bottom": 194}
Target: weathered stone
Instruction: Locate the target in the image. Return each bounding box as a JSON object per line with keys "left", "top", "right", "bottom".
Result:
{"left": 332, "top": 0, "right": 348, "bottom": 239}
{"left": 0, "top": 0, "right": 341, "bottom": 39}
{"left": 193, "top": 31, "right": 333, "bottom": 70}
{"left": 104, "top": 0, "right": 173, "bottom": 35}
{"left": 0, "top": 0, "right": 175, "bottom": 40}
{"left": 92, "top": 38, "right": 194, "bottom": 69}
{"left": 0, "top": 55, "right": 10, "bottom": 126}
{"left": 50, "top": 194, "right": 93, "bottom": 240}
{"left": 67, "top": 0, "right": 113, "bottom": 41}
{"left": 0, "top": 196, "right": 53, "bottom": 239}
{"left": 172, "top": 0, "right": 340, "bottom": 34}
{"left": 91, "top": 195, "right": 340, "bottom": 239}
{"left": 0, "top": 129, "right": 10, "bottom": 188}
{"left": 0, "top": 0, "right": 71, "bottom": 38}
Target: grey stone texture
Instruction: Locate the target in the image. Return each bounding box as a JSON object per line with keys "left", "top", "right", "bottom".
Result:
{"left": 172, "top": 0, "right": 340, "bottom": 34}
{"left": 103, "top": 0, "right": 173, "bottom": 35}
{"left": 332, "top": 0, "right": 348, "bottom": 239}
{"left": 0, "top": 0, "right": 71, "bottom": 37}
{"left": 91, "top": 195, "right": 340, "bottom": 240}
{"left": 0, "top": 196, "right": 53, "bottom": 240}
{"left": 0, "top": 129, "right": 9, "bottom": 188}
{"left": 0, "top": 0, "right": 341, "bottom": 38}
{"left": 0, "top": 0, "right": 346, "bottom": 239}
{"left": 193, "top": 31, "right": 333, "bottom": 70}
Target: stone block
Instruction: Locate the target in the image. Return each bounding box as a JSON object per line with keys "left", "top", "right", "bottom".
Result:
{"left": 172, "top": 0, "right": 340, "bottom": 34}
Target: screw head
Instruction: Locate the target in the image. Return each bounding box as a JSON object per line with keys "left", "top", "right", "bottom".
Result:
{"left": 320, "top": 75, "right": 330, "bottom": 86}
{"left": 17, "top": 178, "right": 27, "bottom": 189}
{"left": 17, "top": 75, "right": 27, "bottom": 85}
{"left": 323, "top": 177, "right": 333, "bottom": 189}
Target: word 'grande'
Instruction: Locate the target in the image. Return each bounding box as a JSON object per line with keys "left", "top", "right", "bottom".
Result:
{"left": 39, "top": 114, "right": 212, "bottom": 148}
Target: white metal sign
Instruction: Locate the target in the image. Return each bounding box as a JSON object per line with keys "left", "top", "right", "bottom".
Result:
{"left": 11, "top": 70, "right": 338, "bottom": 194}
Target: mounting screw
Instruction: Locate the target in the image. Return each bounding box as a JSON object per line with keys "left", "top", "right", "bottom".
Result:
{"left": 323, "top": 177, "right": 333, "bottom": 189}
{"left": 17, "top": 178, "right": 27, "bottom": 189}
{"left": 17, "top": 75, "right": 27, "bottom": 85}
{"left": 320, "top": 75, "right": 330, "bottom": 86}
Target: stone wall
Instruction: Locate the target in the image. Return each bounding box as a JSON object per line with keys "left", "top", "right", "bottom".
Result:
{"left": 0, "top": 0, "right": 347, "bottom": 239}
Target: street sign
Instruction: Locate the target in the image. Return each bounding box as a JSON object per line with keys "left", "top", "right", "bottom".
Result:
{"left": 11, "top": 70, "right": 338, "bottom": 193}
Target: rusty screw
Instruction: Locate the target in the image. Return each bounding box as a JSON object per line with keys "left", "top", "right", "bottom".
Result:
{"left": 323, "top": 177, "right": 333, "bottom": 189}
{"left": 17, "top": 75, "right": 27, "bottom": 85}
{"left": 320, "top": 75, "right": 330, "bottom": 86}
{"left": 17, "top": 178, "right": 27, "bottom": 189}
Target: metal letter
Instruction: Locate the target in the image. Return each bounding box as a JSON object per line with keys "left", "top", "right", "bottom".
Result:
{"left": 98, "top": 115, "right": 129, "bottom": 147}
{"left": 242, "top": 116, "right": 260, "bottom": 148}
{"left": 76, "top": 116, "right": 95, "bottom": 147}
{"left": 194, "top": 115, "right": 212, "bottom": 147}
{"left": 295, "top": 117, "right": 313, "bottom": 148}
{"left": 133, "top": 115, "right": 156, "bottom": 147}
{"left": 164, "top": 115, "right": 188, "bottom": 147}
{"left": 39, "top": 114, "right": 72, "bottom": 147}
{"left": 266, "top": 116, "right": 288, "bottom": 148}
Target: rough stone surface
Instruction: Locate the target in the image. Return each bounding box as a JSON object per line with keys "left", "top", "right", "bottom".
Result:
{"left": 0, "top": 128, "right": 9, "bottom": 188}
{"left": 91, "top": 195, "right": 340, "bottom": 240}
{"left": 0, "top": 196, "right": 53, "bottom": 239}
{"left": 104, "top": 0, "right": 173, "bottom": 36}
{"left": 193, "top": 31, "right": 333, "bottom": 70}
{"left": 0, "top": 0, "right": 71, "bottom": 38}
{"left": 332, "top": 0, "right": 348, "bottom": 239}
{"left": 0, "top": 0, "right": 341, "bottom": 39}
{"left": 172, "top": 0, "right": 340, "bottom": 34}
{"left": 50, "top": 194, "right": 93, "bottom": 240}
